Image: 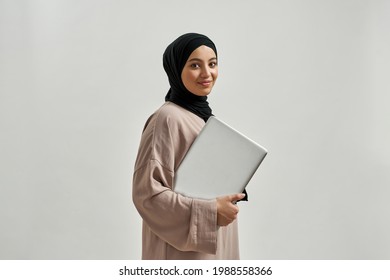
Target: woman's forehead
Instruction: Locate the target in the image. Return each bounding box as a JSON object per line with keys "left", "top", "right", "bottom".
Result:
{"left": 187, "top": 45, "right": 217, "bottom": 60}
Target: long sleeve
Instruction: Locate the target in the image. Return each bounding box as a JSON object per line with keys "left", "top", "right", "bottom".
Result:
{"left": 133, "top": 159, "right": 217, "bottom": 254}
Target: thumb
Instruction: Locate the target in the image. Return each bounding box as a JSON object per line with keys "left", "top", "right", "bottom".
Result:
{"left": 229, "top": 193, "right": 246, "bottom": 202}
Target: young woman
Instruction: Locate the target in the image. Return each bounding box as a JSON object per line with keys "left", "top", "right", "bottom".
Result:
{"left": 132, "top": 33, "right": 245, "bottom": 260}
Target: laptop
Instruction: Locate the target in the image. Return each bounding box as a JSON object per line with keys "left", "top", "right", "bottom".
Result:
{"left": 173, "top": 116, "right": 268, "bottom": 200}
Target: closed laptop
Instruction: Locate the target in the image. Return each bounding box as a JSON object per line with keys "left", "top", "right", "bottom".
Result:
{"left": 173, "top": 116, "right": 268, "bottom": 200}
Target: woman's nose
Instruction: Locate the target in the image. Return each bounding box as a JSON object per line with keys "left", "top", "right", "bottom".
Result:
{"left": 200, "top": 66, "right": 211, "bottom": 77}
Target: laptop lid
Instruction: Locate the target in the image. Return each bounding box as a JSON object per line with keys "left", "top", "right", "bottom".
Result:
{"left": 173, "top": 116, "right": 268, "bottom": 200}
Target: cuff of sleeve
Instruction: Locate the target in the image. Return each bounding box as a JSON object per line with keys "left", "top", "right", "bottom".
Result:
{"left": 191, "top": 199, "right": 218, "bottom": 255}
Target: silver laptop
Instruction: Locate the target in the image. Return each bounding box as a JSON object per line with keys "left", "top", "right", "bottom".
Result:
{"left": 173, "top": 116, "right": 268, "bottom": 200}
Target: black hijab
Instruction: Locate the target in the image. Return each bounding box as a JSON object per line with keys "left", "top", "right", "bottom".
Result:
{"left": 163, "top": 33, "right": 217, "bottom": 122}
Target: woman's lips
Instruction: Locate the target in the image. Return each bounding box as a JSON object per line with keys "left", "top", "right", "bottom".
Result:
{"left": 198, "top": 81, "right": 212, "bottom": 87}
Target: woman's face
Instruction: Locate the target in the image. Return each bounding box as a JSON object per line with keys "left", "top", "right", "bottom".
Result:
{"left": 181, "top": 45, "right": 218, "bottom": 96}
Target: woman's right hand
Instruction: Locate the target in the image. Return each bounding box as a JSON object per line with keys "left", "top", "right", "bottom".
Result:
{"left": 216, "top": 193, "right": 246, "bottom": 226}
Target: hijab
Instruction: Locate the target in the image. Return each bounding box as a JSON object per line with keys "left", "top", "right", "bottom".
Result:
{"left": 163, "top": 33, "right": 217, "bottom": 122}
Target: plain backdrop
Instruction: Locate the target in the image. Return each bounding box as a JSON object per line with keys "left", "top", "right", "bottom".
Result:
{"left": 1, "top": 0, "right": 389, "bottom": 259}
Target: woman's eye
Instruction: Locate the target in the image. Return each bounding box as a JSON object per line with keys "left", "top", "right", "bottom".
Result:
{"left": 210, "top": 61, "right": 218, "bottom": 68}
{"left": 190, "top": 63, "right": 200, "bottom": 68}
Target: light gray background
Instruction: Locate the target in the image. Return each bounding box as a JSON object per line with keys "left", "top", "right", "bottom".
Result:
{"left": 1, "top": 0, "right": 389, "bottom": 259}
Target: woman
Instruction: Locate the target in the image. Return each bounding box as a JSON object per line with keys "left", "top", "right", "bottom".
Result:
{"left": 132, "top": 33, "right": 245, "bottom": 260}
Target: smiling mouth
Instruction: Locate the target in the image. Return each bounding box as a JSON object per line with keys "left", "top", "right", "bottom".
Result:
{"left": 198, "top": 81, "right": 212, "bottom": 87}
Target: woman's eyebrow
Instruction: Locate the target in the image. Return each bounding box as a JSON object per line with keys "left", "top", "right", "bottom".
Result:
{"left": 187, "top": 57, "right": 217, "bottom": 62}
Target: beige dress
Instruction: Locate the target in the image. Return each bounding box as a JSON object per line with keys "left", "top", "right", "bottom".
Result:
{"left": 132, "top": 102, "right": 239, "bottom": 260}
